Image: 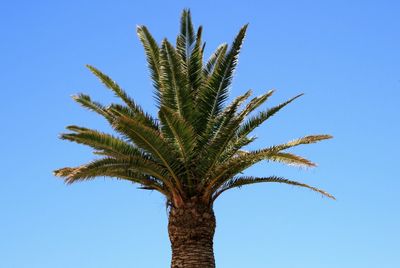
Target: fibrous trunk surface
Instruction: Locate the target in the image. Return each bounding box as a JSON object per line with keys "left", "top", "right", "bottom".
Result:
{"left": 168, "top": 198, "right": 216, "bottom": 268}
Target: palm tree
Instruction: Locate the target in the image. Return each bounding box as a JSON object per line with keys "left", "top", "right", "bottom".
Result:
{"left": 54, "top": 9, "right": 334, "bottom": 268}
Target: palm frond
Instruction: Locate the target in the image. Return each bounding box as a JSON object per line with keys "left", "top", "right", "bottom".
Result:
{"left": 213, "top": 176, "right": 335, "bottom": 201}
{"left": 86, "top": 65, "right": 132, "bottom": 105}
{"left": 187, "top": 26, "right": 204, "bottom": 95}
{"left": 267, "top": 135, "right": 333, "bottom": 152}
{"left": 54, "top": 157, "right": 169, "bottom": 196}
{"left": 175, "top": 10, "right": 203, "bottom": 102}
{"left": 136, "top": 25, "right": 161, "bottom": 91}
{"left": 176, "top": 9, "right": 195, "bottom": 63}
{"left": 71, "top": 94, "right": 110, "bottom": 119}
{"left": 203, "top": 134, "right": 332, "bottom": 199}
{"left": 61, "top": 125, "right": 146, "bottom": 159}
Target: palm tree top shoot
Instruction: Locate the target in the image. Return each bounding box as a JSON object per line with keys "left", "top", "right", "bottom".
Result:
{"left": 54, "top": 9, "right": 334, "bottom": 268}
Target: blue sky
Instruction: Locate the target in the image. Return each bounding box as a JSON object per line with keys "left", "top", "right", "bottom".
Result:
{"left": 1, "top": 1, "right": 399, "bottom": 267}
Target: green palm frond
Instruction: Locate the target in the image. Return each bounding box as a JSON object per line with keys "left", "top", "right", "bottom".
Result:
{"left": 175, "top": 14, "right": 204, "bottom": 125}
{"left": 187, "top": 26, "right": 204, "bottom": 96}
{"left": 223, "top": 134, "right": 331, "bottom": 176}
{"left": 203, "top": 135, "right": 332, "bottom": 200}
{"left": 176, "top": 9, "right": 195, "bottom": 63}
{"left": 136, "top": 25, "right": 161, "bottom": 91}
{"left": 72, "top": 94, "right": 110, "bottom": 118}
{"left": 54, "top": 157, "right": 169, "bottom": 195}
{"left": 86, "top": 65, "right": 133, "bottom": 105}
{"left": 213, "top": 176, "right": 335, "bottom": 201}
{"left": 61, "top": 125, "right": 145, "bottom": 159}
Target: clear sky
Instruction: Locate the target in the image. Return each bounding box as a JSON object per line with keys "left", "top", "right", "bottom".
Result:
{"left": 1, "top": 1, "right": 399, "bottom": 267}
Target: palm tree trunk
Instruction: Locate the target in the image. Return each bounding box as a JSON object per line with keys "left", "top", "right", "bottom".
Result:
{"left": 168, "top": 198, "right": 216, "bottom": 268}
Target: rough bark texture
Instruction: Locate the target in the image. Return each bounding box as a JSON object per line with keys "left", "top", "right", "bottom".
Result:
{"left": 168, "top": 198, "right": 216, "bottom": 268}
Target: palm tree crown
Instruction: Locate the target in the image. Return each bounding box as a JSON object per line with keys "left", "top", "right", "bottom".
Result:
{"left": 54, "top": 9, "right": 334, "bottom": 208}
